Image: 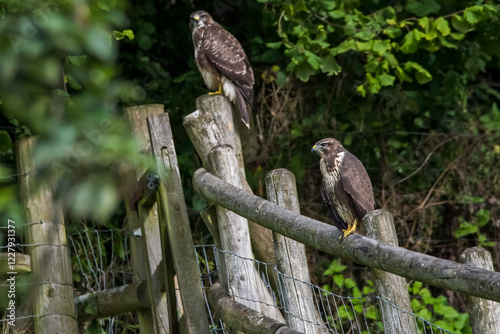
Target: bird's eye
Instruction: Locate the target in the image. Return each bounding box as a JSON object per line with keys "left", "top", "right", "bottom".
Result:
{"left": 320, "top": 143, "right": 326, "bottom": 147}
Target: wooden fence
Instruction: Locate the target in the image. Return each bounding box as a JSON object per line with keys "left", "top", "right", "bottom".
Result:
{"left": 4, "top": 95, "right": 500, "bottom": 334}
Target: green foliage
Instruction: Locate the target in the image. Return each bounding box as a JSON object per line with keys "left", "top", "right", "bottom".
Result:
{"left": 322, "top": 259, "right": 379, "bottom": 332}
{"left": 322, "top": 261, "right": 472, "bottom": 333}
{"left": 86, "top": 319, "right": 106, "bottom": 334}
{"left": 0, "top": 0, "right": 147, "bottom": 221}
{"left": 255, "top": 0, "right": 500, "bottom": 263}
{"left": 410, "top": 281, "right": 471, "bottom": 333}
{"left": 454, "top": 207, "right": 495, "bottom": 247}
{"left": 260, "top": 0, "right": 498, "bottom": 95}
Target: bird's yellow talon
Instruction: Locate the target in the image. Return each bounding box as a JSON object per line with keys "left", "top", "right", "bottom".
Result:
{"left": 209, "top": 83, "right": 222, "bottom": 95}
{"left": 341, "top": 219, "right": 358, "bottom": 239}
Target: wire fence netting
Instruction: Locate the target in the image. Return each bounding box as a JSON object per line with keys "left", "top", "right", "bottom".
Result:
{"left": 1, "top": 226, "right": 456, "bottom": 334}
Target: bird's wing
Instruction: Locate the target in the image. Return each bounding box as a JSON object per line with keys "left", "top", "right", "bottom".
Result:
{"left": 321, "top": 181, "right": 347, "bottom": 231}
{"left": 340, "top": 152, "right": 375, "bottom": 220}
{"left": 202, "top": 23, "right": 254, "bottom": 89}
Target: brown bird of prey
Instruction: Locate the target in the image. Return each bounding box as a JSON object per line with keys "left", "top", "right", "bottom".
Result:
{"left": 312, "top": 138, "right": 375, "bottom": 239}
{"left": 190, "top": 10, "right": 256, "bottom": 129}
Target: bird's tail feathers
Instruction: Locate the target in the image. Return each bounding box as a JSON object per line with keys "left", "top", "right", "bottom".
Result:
{"left": 234, "top": 88, "right": 250, "bottom": 129}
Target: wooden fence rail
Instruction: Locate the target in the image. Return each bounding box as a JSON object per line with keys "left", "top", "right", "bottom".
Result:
{"left": 193, "top": 167, "right": 500, "bottom": 303}
{"left": 208, "top": 283, "right": 304, "bottom": 334}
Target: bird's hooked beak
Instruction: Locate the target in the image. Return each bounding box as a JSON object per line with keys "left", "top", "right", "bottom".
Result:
{"left": 311, "top": 145, "right": 318, "bottom": 154}
{"left": 193, "top": 15, "right": 200, "bottom": 22}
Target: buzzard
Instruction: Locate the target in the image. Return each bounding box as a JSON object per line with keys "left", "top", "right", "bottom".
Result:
{"left": 311, "top": 138, "right": 375, "bottom": 239}
{"left": 190, "top": 10, "right": 256, "bottom": 129}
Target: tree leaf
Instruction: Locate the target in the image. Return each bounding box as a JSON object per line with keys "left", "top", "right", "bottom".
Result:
{"left": 0, "top": 130, "right": 12, "bottom": 152}
{"left": 333, "top": 274, "right": 344, "bottom": 288}
{"left": 464, "top": 7, "right": 480, "bottom": 24}
{"left": 405, "top": 61, "right": 432, "bottom": 83}
{"left": 294, "top": 61, "right": 315, "bottom": 82}
{"left": 454, "top": 221, "right": 477, "bottom": 238}
{"left": 320, "top": 55, "right": 341, "bottom": 75}
{"left": 435, "top": 17, "right": 450, "bottom": 36}
{"left": 451, "top": 15, "right": 473, "bottom": 33}
{"left": 305, "top": 51, "right": 322, "bottom": 69}
{"left": 67, "top": 55, "right": 87, "bottom": 67}
{"left": 377, "top": 73, "right": 396, "bottom": 87}
{"left": 405, "top": 0, "right": 441, "bottom": 17}
{"left": 67, "top": 74, "right": 82, "bottom": 90}
{"left": 114, "top": 29, "right": 135, "bottom": 41}
{"left": 331, "top": 39, "right": 356, "bottom": 55}
{"left": 373, "top": 40, "right": 391, "bottom": 54}
{"left": 266, "top": 41, "right": 282, "bottom": 49}
{"left": 400, "top": 29, "right": 422, "bottom": 54}
{"left": 328, "top": 10, "right": 345, "bottom": 19}
{"left": 84, "top": 300, "right": 98, "bottom": 315}
{"left": 383, "top": 26, "right": 402, "bottom": 39}
{"left": 354, "top": 30, "right": 375, "bottom": 41}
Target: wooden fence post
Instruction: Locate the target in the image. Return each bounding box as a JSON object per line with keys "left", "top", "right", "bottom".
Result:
{"left": 184, "top": 95, "right": 284, "bottom": 322}
{"left": 459, "top": 247, "right": 500, "bottom": 333}
{"left": 363, "top": 210, "right": 417, "bottom": 334}
{"left": 207, "top": 146, "right": 262, "bottom": 312}
{"left": 15, "top": 137, "right": 78, "bottom": 333}
{"left": 124, "top": 104, "right": 176, "bottom": 334}
{"left": 265, "top": 169, "right": 326, "bottom": 333}
{"left": 147, "top": 113, "right": 210, "bottom": 334}
{"left": 183, "top": 94, "right": 275, "bottom": 266}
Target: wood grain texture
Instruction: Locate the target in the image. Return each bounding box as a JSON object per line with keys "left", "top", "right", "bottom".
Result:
{"left": 184, "top": 94, "right": 275, "bottom": 266}
{"left": 363, "top": 210, "right": 417, "bottom": 334}
{"left": 184, "top": 95, "right": 283, "bottom": 323}
{"left": 459, "top": 247, "right": 500, "bottom": 333}
{"left": 265, "top": 169, "right": 327, "bottom": 333}
{"left": 124, "top": 104, "right": 174, "bottom": 334}
{"left": 148, "top": 113, "right": 210, "bottom": 334}
{"left": 16, "top": 137, "right": 78, "bottom": 333}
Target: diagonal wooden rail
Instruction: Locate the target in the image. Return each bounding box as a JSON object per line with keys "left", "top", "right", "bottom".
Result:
{"left": 193, "top": 168, "right": 500, "bottom": 303}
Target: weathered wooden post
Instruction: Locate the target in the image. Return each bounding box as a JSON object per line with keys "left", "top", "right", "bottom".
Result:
{"left": 265, "top": 169, "right": 326, "bottom": 333}
{"left": 183, "top": 95, "right": 275, "bottom": 266}
{"left": 124, "top": 104, "right": 175, "bottom": 333}
{"left": 147, "top": 112, "right": 210, "bottom": 333}
{"left": 207, "top": 145, "right": 262, "bottom": 312}
{"left": 16, "top": 137, "right": 79, "bottom": 333}
{"left": 459, "top": 247, "right": 500, "bottom": 333}
{"left": 184, "top": 95, "right": 284, "bottom": 322}
{"left": 363, "top": 209, "right": 417, "bottom": 334}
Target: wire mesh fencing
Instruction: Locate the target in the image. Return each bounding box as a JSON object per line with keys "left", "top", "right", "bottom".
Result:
{"left": 195, "top": 244, "right": 456, "bottom": 334}
{"left": 69, "top": 228, "right": 139, "bottom": 333}
{"left": 1, "top": 225, "right": 458, "bottom": 334}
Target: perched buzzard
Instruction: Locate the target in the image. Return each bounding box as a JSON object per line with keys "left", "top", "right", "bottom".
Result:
{"left": 312, "top": 138, "right": 375, "bottom": 239}
{"left": 190, "top": 10, "right": 256, "bottom": 128}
